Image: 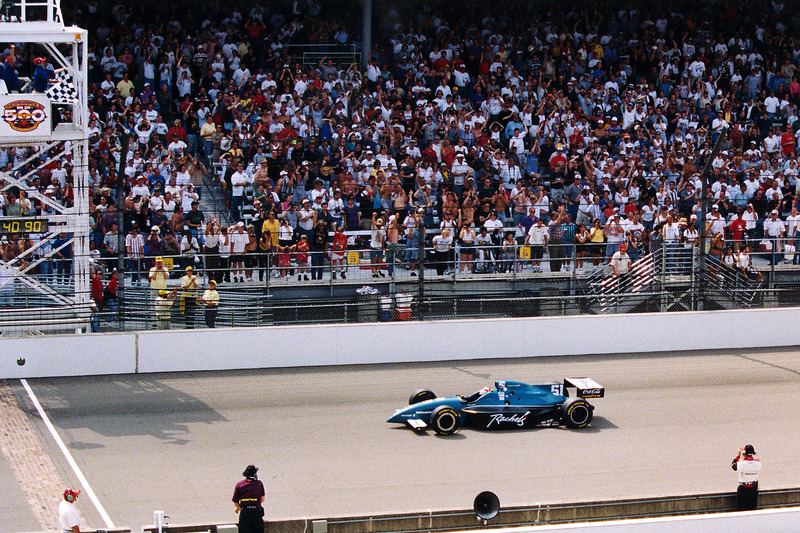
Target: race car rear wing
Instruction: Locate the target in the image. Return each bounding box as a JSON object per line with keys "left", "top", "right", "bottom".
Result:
{"left": 564, "top": 377, "right": 604, "bottom": 398}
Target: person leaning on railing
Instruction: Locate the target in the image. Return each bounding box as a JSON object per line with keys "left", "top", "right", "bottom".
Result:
{"left": 432, "top": 228, "right": 453, "bottom": 276}
{"left": 199, "top": 280, "right": 219, "bottom": 328}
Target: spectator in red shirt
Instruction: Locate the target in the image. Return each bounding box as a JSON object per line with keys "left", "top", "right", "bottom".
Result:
{"left": 780, "top": 128, "right": 795, "bottom": 156}
{"left": 166, "top": 119, "right": 187, "bottom": 143}
{"left": 329, "top": 225, "right": 348, "bottom": 279}
{"left": 729, "top": 209, "right": 748, "bottom": 252}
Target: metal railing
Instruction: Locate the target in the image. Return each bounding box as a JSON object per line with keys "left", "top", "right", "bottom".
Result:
{"left": 0, "top": 0, "right": 63, "bottom": 23}
{"left": 1, "top": 237, "right": 798, "bottom": 334}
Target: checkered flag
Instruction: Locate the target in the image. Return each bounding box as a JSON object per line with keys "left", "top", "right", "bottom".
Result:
{"left": 46, "top": 70, "right": 78, "bottom": 104}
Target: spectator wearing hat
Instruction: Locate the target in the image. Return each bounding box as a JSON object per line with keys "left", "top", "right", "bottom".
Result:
{"left": 154, "top": 288, "right": 177, "bottom": 330}
{"left": 185, "top": 200, "right": 205, "bottom": 245}
{"left": 146, "top": 225, "right": 164, "bottom": 266}
{"left": 229, "top": 222, "right": 249, "bottom": 282}
{"left": 706, "top": 205, "right": 727, "bottom": 237}
{"left": 148, "top": 255, "right": 169, "bottom": 293}
{"left": 32, "top": 56, "right": 62, "bottom": 93}
{"left": 180, "top": 266, "right": 200, "bottom": 328}
{"left": 731, "top": 444, "right": 761, "bottom": 510}
{"left": 180, "top": 229, "right": 200, "bottom": 273}
{"left": 233, "top": 464, "right": 265, "bottom": 533}
{"left": 370, "top": 213, "right": 386, "bottom": 277}
{"left": 59, "top": 488, "right": 82, "bottom": 533}
{"left": 763, "top": 209, "right": 786, "bottom": 265}
{"left": 610, "top": 242, "right": 632, "bottom": 291}
{"left": 548, "top": 144, "right": 567, "bottom": 174}
{"left": 200, "top": 279, "right": 219, "bottom": 327}
{"left": 451, "top": 153, "right": 471, "bottom": 196}
{"left": 204, "top": 218, "right": 223, "bottom": 283}
{"left": 297, "top": 198, "right": 316, "bottom": 240}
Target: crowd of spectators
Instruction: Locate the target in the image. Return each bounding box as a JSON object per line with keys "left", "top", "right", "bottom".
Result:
{"left": 3, "top": 0, "right": 800, "bottom": 289}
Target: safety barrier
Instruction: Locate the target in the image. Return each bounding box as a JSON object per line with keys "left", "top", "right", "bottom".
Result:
{"left": 134, "top": 488, "right": 800, "bottom": 533}
{"left": 4, "top": 306, "right": 800, "bottom": 378}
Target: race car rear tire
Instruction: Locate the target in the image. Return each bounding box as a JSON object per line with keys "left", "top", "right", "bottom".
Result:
{"left": 430, "top": 405, "right": 460, "bottom": 435}
{"left": 561, "top": 397, "right": 593, "bottom": 428}
{"left": 409, "top": 389, "right": 436, "bottom": 404}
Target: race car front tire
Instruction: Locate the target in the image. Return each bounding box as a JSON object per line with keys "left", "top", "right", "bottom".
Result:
{"left": 561, "top": 397, "right": 593, "bottom": 428}
{"left": 409, "top": 389, "right": 437, "bottom": 404}
{"left": 430, "top": 405, "right": 461, "bottom": 435}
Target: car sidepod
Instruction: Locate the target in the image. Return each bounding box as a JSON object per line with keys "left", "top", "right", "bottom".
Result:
{"left": 461, "top": 405, "right": 563, "bottom": 429}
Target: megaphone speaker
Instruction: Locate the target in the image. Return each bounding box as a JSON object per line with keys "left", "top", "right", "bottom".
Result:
{"left": 473, "top": 491, "right": 500, "bottom": 520}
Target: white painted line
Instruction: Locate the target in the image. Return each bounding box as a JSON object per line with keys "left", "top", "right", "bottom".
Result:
{"left": 20, "top": 378, "right": 115, "bottom": 529}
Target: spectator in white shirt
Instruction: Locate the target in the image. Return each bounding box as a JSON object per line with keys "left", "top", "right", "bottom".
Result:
{"left": 230, "top": 162, "right": 249, "bottom": 222}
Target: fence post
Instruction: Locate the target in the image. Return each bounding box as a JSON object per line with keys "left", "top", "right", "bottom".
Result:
{"left": 513, "top": 241, "right": 518, "bottom": 282}
{"left": 265, "top": 252, "right": 270, "bottom": 294}
{"left": 417, "top": 222, "right": 425, "bottom": 321}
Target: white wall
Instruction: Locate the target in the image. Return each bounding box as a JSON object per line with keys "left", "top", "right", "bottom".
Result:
{"left": 480, "top": 506, "right": 800, "bottom": 532}
{"left": 1, "top": 333, "right": 138, "bottom": 378}
{"left": 3, "top": 308, "right": 800, "bottom": 378}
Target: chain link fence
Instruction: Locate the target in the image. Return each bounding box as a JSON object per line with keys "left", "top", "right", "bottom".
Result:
{"left": 2, "top": 237, "right": 799, "bottom": 335}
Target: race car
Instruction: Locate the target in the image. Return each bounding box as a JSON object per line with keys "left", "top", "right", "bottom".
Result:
{"left": 387, "top": 378, "right": 604, "bottom": 435}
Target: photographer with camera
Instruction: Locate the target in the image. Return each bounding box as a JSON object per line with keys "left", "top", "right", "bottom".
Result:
{"left": 731, "top": 444, "right": 761, "bottom": 510}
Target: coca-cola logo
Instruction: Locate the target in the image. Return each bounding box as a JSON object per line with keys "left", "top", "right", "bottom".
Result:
{"left": 581, "top": 388, "right": 602, "bottom": 397}
{"left": 487, "top": 411, "right": 530, "bottom": 428}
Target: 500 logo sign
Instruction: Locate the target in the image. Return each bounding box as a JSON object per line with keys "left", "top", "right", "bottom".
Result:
{"left": 2, "top": 100, "right": 47, "bottom": 132}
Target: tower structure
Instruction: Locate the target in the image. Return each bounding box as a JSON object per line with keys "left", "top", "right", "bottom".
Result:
{"left": 0, "top": 0, "right": 89, "bottom": 335}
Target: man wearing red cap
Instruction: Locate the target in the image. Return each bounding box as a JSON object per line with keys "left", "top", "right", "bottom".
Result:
{"left": 610, "top": 242, "right": 631, "bottom": 291}
{"left": 59, "top": 488, "right": 81, "bottom": 532}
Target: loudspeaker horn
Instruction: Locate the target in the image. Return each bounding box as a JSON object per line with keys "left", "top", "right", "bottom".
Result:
{"left": 473, "top": 491, "right": 500, "bottom": 520}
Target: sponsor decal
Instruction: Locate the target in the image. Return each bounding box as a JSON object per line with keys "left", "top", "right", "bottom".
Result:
{"left": 2, "top": 100, "right": 46, "bottom": 132}
{"left": 538, "top": 418, "right": 554, "bottom": 427}
{"left": 580, "top": 388, "right": 603, "bottom": 398}
{"left": 403, "top": 410, "right": 433, "bottom": 417}
{"left": 486, "top": 410, "right": 530, "bottom": 428}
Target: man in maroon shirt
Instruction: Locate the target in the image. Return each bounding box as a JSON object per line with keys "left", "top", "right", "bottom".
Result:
{"left": 232, "top": 464, "right": 265, "bottom": 533}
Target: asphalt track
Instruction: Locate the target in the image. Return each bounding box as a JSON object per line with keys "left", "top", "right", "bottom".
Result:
{"left": 4, "top": 346, "right": 800, "bottom": 532}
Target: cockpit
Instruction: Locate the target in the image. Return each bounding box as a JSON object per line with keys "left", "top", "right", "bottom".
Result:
{"left": 458, "top": 386, "right": 492, "bottom": 403}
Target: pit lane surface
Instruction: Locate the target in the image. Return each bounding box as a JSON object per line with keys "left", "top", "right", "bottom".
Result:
{"left": 5, "top": 347, "right": 800, "bottom": 531}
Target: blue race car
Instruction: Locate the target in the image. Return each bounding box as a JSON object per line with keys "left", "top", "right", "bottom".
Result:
{"left": 387, "top": 378, "right": 604, "bottom": 435}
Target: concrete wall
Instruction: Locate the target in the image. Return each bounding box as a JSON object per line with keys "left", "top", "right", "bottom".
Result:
{"left": 3, "top": 307, "right": 800, "bottom": 379}
{"left": 2, "top": 333, "right": 138, "bottom": 378}
{"left": 481, "top": 507, "right": 800, "bottom": 532}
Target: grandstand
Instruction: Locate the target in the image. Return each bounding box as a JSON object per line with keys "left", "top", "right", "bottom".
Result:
{"left": 0, "top": 0, "right": 800, "bottom": 334}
